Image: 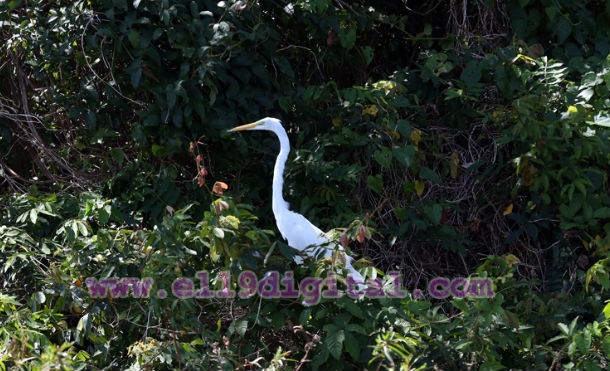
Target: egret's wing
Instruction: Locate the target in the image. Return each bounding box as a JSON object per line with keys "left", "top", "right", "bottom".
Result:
{"left": 276, "top": 210, "right": 327, "bottom": 252}
{"left": 275, "top": 210, "right": 366, "bottom": 286}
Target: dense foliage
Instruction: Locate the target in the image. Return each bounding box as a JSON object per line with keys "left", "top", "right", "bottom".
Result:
{"left": 1, "top": 0, "right": 610, "bottom": 369}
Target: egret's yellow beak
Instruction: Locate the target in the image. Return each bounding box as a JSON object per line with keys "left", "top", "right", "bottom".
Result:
{"left": 227, "top": 121, "right": 261, "bottom": 132}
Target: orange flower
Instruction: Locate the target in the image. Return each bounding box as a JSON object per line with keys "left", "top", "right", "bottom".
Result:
{"left": 356, "top": 225, "right": 367, "bottom": 243}
{"left": 196, "top": 167, "right": 208, "bottom": 188}
{"left": 74, "top": 276, "right": 85, "bottom": 286}
{"left": 212, "top": 181, "right": 228, "bottom": 195}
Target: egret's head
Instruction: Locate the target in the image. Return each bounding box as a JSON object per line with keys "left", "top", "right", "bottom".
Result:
{"left": 227, "top": 117, "right": 283, "bottom": 133}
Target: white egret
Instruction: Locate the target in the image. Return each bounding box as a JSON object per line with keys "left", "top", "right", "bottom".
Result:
{"left": 228, "top": 117, "right": 365, "bottom": 286}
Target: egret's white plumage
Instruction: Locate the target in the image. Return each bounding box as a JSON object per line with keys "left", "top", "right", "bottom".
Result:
{"left": 228, "top": 117, "right": 365, "bottom": 285}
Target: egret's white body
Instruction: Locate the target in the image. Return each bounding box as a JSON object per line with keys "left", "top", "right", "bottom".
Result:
{"left": 228, "top": 117, "right": 365, "bottom": 285}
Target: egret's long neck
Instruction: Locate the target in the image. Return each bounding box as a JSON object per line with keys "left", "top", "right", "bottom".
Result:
{"left": 272, "top": 128, "right": 290, "bottom": 215}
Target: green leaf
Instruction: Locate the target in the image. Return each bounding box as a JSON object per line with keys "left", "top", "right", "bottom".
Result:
{"left": 189, "top": 1, "right": 199, "bottom": 16}
{"left": 420, "top": 167, "right": 441, "bottom": 184}
{"left": 340, "top": 28, "right": 356, "bottom": 50}
{"left": 210, "top": 242, "right": 217, "bottom": 262}
{"left": 604, "top": 302, "right": 610, "bottom": 320}
{"left": 29, "top": 209, "right": 37, "bottom": 224}
{"left": 568, "top": 341, "right": 576, "bottom": 358}
{"left": 213, "top": 227, "right": 224, "bottom": 239}
{"left": 277, "top": 241, "right": 298, "bottom": 260}
{"left": 99, "top": 205, "right": 111, "bottom": 224}
{"left": 311, "top": 348, "right": 329, "bottom": 371}
{"left": 569, "top": 317, "right": 579, "bottom": 334}
{"left": 84, "top": 110, "right": 96, "bottom": 129}
{"left": 424, "top": 204, "right": 443, "bottom": 225}
{"left": 128, "top": 29, "right": 140, "bottom": 49}
{"left": 557, "top": 17, "right": 572, "bottom": 44}
{"left": 344, "top": 332, "right": 361, "bottom": 360}
{"left": 41, "top": 244, "right": 50, "bottom": 254}
{"left": 345, "top": 323, "right": 367, "bottom": 335}
{"left": 374, "top": 147, "right": 392, "bottom": 169}
{"left": 77, "top": 221, "right": 89, "bottom": 236}
{"left": 127, "top": 60, "right": 142, "bottom": 88}
{"left": 574, "top": 330, "right": 592, "bottom": 355}
{"left": 577, "top": 87, "right": 594, "bottom": 103}
{"left": 339, "top": 297, "right": 364, "bottom": 318}
{"left": 425, "top": 52, "right": 453, "bottom": 76}
{"left": 75, "top": 313, "right": 91, "bottom": 345}
{"left": 432, "top": 204, "right": 443, "bottom": 225}
{"left": 276, "top": 56, "right": 294, "bottom": 79}
{"left": 271, "top": 311, "right": 285, "bottom": 330}
{"left": 581, "top": 71, "right": 602, "bottom": 87}
{"left": 460, "top": 61, "right": 481, "bottom": 86}
{"left": 299, "top": 308, "right": 312, "bottom": 325}
{"left": 480, "top": 360, "right": 505, "bottom": 371}
{"left": 544, "top": 4, "right": 557, "bottom": 19}
{"left": 600, "top": 272, "right": 610, "bottom": 290}
{"left": 151, "top": 144, "right": 164, "bottom": 157}
{"left": 589, "top": 113, "right": 610, "bottom": 127}
{"left": 166, "top": 86, "right": 176, "bottom": 110}
{"left": 396, "top": 119, "right": 411, "bottom": 138}
{"left": 392, "top": 145, "right": 416, "bottom": 169}
{"left": 7, "top": 0, "right": 22, "bottom": 11}
{"left": 234, "top": 318, "right": 248, "bottom": 337}
{"left": 602, "top": 335, "right": 610, "bottom": 357}
{"left": 594, "top": 207, "right": 610, "bottom": 218}
{"left": 33, "top": 291, "right": 45, "bottom": 307}
{"left": 423, "top": 23, "right": 432, "bottom": 35}
{"left": 325, "top": 328, "right": 345, "bottom": 359}
{"left": 0, "top": 294, "right": 21, "bottom": 306}
{"left": 366, "top": 174, "right": 383, "bottom": 194}
{"left": 362, "top": 46, "right": 374, "bottom": 65}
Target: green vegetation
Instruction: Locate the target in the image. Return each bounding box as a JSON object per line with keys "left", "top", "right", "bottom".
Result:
{"left": 1, "top": 0, "right": 609, "bottom": 369}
